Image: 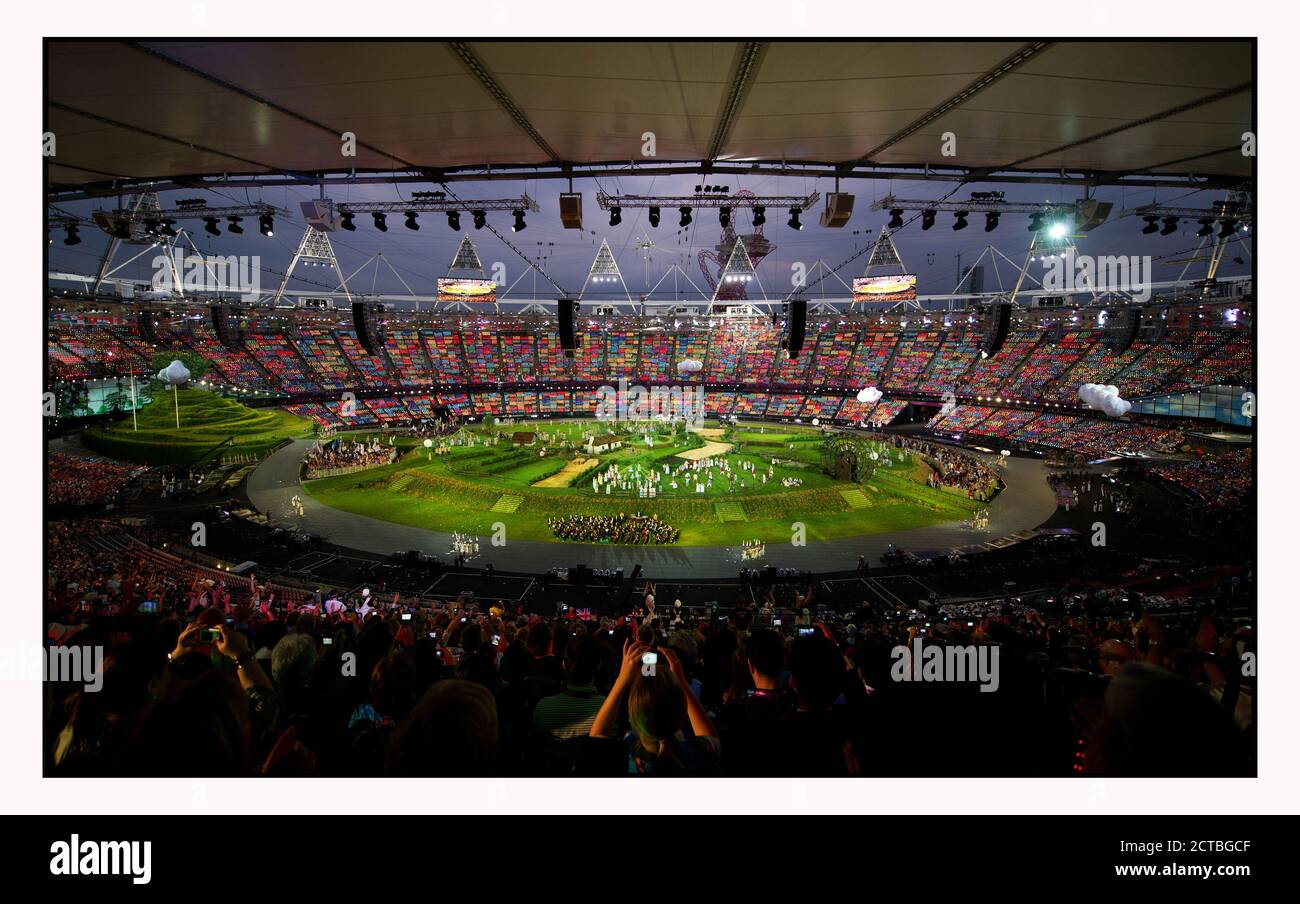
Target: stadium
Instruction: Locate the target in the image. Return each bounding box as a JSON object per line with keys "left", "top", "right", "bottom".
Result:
{"left": 43, "top": 39, "right": 1256, "bottom": 779}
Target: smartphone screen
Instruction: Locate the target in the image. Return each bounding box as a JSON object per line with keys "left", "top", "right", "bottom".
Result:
{"left": 401, "top": 613, "right": 411, "bottom": 621}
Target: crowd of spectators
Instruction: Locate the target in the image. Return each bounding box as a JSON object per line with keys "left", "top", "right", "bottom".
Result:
{"left": 47, "top": 452, "right": 146, "bottom": 506}
{"left": 548, "top": 513, "right": 679, "bottom": 545}
{"left": 302, "top": 437, "right": 398, "bottom": 477}
{"left": 1150, "top": 449, "right": 1252, "bottom": 510}
{"left": 45, "top": 513, "right": 1254, "bottom": 778}
{"left": 882, "top": 435, "right": 1003, "bottom": 501}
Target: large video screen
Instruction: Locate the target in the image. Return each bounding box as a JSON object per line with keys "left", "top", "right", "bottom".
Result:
{"left": 437, "top": 277, "right": 498, "bottom": 303}
{"left": 852, "top": 273, "right": 918, "bottom": 302}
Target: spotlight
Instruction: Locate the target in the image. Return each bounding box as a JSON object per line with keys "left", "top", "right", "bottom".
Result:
{"left": 921, "top": 209, "right": 936, "bottom": 231}
{"left": 258, "top": 214, "right": 274, "bottom": 237}
{"left": 159, "top": 218, "right": 179, "bottom": 237}
{"left": 226, "top": 216, "right": 244, "bottom": 234}
{"left": 371, "top": 212, "right": 388, "bottom": 232}
{"left": 1141, "top": 216, "right": 1160, "bottom": 234}
{"left": 952, "top": 211, "right": 969, "bottom": 231}
{"left": 473, "top": 210, "right": 487, "bottom": 230}
{"left": 679, "top": 207, "right": 692, "bottom": 228}
{"left": 719, "top": 207, "right": 731, "bottom": 229}
{"left": 1047, "top": 221, "right": 1068, "bottom": 240}
{"left": 1195, "top": 218, "right": 1214, "bottom": 237}
{"left": 888, "top": 209, "right": 904, "bottom": 229}
{"left": 340, "top": 211, "right": 356, "bottom": 231}
{"left": 203, "top": 217, "right": 221, "bottom": 236}
{"left": 403, "top": 211, "right": 420, "bottom": 231}
{"left": 787, "top": 208, "right": 802, "bottom": 230}
{"left": 752, "top": 206, "right": 765, "bottom": 227}
{"left": 512, "top": 209, "right": 527, "bottom": 232}
{"left": 143, "top": 219, "right": 161, "bottom": 236}
{"left": 1160, "top": 216, "right": 1179, "bottom": 236}
{"left": 648, "top": 206, "right": 660, "bottom": 228}
{"left": 984, "top": 212, "right": 1000, "bottom": 232}
{"left": 609, "top": 206, "right": 622, "bottom": 227}
{"left": 1028, "top": 211, "right": 1045, "bottom": 231}
{"left": 446, "top": 210, "right": 461, "bottom": 231}
{"left": 63, "top": 224, "right": 81, "bottom": 246}
{"left": 1218, "top": 219, "right": 1238, "bottom": 239}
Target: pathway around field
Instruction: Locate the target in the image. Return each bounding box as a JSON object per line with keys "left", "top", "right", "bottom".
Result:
{"left": 677, "top": 440, "right": 733, "bottom": 461}
{"left": 533, "top": 457, "right": 598, "bottom": 488}
{"left": 248, "top": 439, "right": 1060, "bottom": 579}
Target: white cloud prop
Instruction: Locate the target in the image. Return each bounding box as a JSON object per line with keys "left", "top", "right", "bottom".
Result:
{"left": 856, "top": 386, "right": 883, "bottom": 405}
{"left": 1077, "top": 383, "right": 1132, "bottom": 417}
{"left": 156, "top": 359, "right": 191, "bottom": 386}
{"left": 676, "top": 358, "right": 703, "bottom": 374}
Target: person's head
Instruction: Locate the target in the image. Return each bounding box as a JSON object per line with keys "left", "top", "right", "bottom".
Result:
{"left": 527, "top": 623, "right": 553, "bottom": 658}
{"left": 788, "top": 633, "right": 843, "bottom": 711}
{"left": 626, "top": 667, "right": 687, "bottom": 752}
{"left": 130, "top": 670, "right": 252, "bottom": 776}
{"left": 745, "top": 628, "right": 784, "bottom": 686}
{"left": 370, "top": 651, "right": 418, "bottom": 721}
{"left": 562, "top": 634, "right": 599, "bottom": 686}
{"left": 1085, "top": 663, "right": 1248, "bottom": 776}
{"left": 1097, "top": 639, "right": 1136, "bottom": 676}
{"left": 271, "top": 633, "right": 317, "bottom": 690}
{"left": 386, "top": 679, "right": 499, "bottom": 775}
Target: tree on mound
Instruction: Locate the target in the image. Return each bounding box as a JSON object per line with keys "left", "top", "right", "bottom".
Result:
{"left": 822, "top": 434, "right": 879, "bottom": 484}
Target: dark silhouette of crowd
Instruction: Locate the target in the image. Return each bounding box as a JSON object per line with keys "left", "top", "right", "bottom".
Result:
{"left": 45, "top": 518, "right": 1253, "bottom": 778}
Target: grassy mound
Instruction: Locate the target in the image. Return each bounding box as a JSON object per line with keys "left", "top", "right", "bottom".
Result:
{"left": 82, "top": 387, "right": 312, "bottom": 465}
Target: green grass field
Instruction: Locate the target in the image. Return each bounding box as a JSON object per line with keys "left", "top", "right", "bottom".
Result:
{"left": 82, "top": 387, "right": 313, "bottom": 465}
{"left": 302, "top": 419, "right": 983, "bottom": 546}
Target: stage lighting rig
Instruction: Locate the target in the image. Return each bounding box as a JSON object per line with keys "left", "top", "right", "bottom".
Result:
{"left": 596, "top": 189, "right": 818, "bottom": 231}
{"left": 333, "top": 194, "right": 539, "bottom": 233}
{"left": 1132, "top": 198, "right": 1251, "bottom": 241}
{"left": 873, "top": 193, "right": 1102, "bottom": 235}
{"left": 88, "top": 199, "right": 284, "bottom": 244}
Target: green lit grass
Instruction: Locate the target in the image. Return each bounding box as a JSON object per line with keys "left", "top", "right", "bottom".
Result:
{"left": 302, "top": 419, "right": 982, "bottom": 546}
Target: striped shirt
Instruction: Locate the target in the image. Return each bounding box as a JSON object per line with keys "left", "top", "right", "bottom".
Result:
{"left": 531, "top": 684, "right": 605, "bottom": 740}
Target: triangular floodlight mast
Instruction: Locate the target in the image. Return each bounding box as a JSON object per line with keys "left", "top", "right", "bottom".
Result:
{"left": 710, "top": 237, "right": 766, "bottom": 305}
{"left": 861, "top": 228, "right": 905, "bottom": 276}
{"left": 447, "top": 234, "right": 487, "bottom": 277}
{"left": 580, "top": 238, "right": 632, "bottom": 303}
{"left": 272, "top": 225, "right": 353, "bottom": 305}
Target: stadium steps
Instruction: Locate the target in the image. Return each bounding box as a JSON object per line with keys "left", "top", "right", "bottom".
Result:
{"left": 389, "top": 474, "right": 416, "bottom": 493}
{"left": 490, "top": 494, "right": 523, "bottom": 513}
{"left": 714, "top": 500, "right": 747, "bottom": 522}
{"left": 839, "top": 488, "right": 872, "bottom": 509}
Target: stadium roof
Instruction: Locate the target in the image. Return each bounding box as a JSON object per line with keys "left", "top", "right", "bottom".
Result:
{"left": 46, "top": 40, "right": 1253, "bottom": 197}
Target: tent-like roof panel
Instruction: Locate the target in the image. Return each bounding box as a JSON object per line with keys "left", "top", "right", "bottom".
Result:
{"left": 44, "top": 40, "right": 1254, "bottom": 190}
